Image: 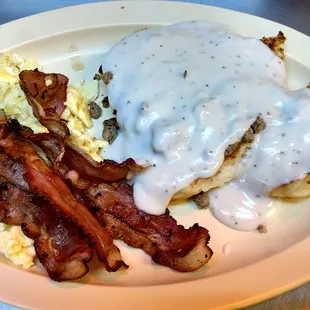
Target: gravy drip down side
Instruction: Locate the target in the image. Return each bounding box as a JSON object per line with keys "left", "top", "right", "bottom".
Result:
{"left": 102, "top": 21, "right": 310, "bottom": 230}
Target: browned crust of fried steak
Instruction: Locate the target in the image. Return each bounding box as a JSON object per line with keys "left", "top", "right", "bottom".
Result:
{"left": 261, "top": 31, "right": 286, "bottom": 60}
{"left": 172, "top": 116, "right": 266, "bottom": 201}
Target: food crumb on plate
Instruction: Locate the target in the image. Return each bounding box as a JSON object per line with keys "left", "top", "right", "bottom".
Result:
{"left": 257, "top": 224, "right": 268, "bottom": 233}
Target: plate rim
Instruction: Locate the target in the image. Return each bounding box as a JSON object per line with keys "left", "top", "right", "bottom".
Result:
{"left": 1, "top": 1, "right": 310, "bottom": 309}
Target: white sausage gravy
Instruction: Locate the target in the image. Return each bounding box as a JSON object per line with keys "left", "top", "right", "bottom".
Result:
{"left": 102, "top": 21, "right": 310, "bottom": 231}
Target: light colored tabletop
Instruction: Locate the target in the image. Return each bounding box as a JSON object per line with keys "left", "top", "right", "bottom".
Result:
{"left": 1, "top": 0, "right": 310, "bottom": 309}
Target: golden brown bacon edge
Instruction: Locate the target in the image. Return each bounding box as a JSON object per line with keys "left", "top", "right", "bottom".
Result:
{"left": 82, "top": 183, "right": 213, "bottom": 272}
{"left": 0, "top": 175, "right": 93, "bottom": 281}
{"left": 0, "top": 124, "right": 127, "bottom": 272}
{"left": 18, "top": 70, "right": 141, "bottom": 185}
{"left": 24, "top": 131, "right": 140, "bottom": 187}
{"left": 19, "top": 70, "right": 70, "bottom": 138}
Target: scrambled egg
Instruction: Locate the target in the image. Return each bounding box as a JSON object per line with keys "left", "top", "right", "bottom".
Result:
{"left": 63, "top": 81, "right": 107, "bottom": 161}
{"left": 0, "top": 53, "right": 108, "bottom": 268}
{"left": 0, "top": 53, "right": 107, "bottom": 161}
{"left": 0, "top": 224, "right": 36, "bottom": 269}
{"left": 0, "top": 53, "right": 47, "bottom": 133}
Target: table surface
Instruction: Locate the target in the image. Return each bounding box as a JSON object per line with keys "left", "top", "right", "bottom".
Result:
{"left": 1, "top": 0, "right": 310, "bottom": 309}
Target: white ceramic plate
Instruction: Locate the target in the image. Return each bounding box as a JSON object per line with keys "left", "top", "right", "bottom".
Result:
{"left": 1, "top": 2, "right": 310, "bottom": 309}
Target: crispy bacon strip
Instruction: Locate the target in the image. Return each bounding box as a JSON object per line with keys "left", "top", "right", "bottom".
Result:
{"left": 18, "top": 70, "right": 142, "bottom": 185}
{"left": 84, "top": 183, "right": 213, "bottom": 272}
{"left": 19, "top": 70, "right": 69, "bottom": 137}
{"left": 28, "top": 132, "right": 140, "bottom": 186}
{"left": 0, "top": 126, "right": 127, "bottom": 272}
{"left": 12, "top": 120, "right": 213, "bottom": 272}
{"left": 0, "top": 176, "right": 92, "bottom": 281}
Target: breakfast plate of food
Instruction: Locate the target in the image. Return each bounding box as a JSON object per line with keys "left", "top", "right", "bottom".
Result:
{"left": 1, "top": 1, "right": 310, "bottom": 309}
